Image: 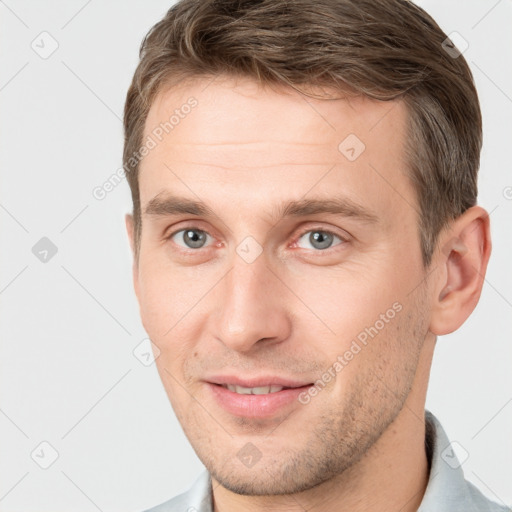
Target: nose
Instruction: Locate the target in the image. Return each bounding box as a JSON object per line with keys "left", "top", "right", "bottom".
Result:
{"left": 212, "top": 253, "right": 292, "bottom": 353}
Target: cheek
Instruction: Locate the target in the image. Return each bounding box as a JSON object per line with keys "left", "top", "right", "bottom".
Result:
{"left": 154, "top": 357, "right": 194, "bottom": 428}
{"left": 137, "top": 278, "right": 173, "bottom": 340}
{"left": 288, "top": 265, "right": 404, "bottom": 340}
{"left": 137, "top": 259, "right": 214, "bottom": 380}
{"left": 324, "top": 299, "right": 424, "bottom": 414}
{"left": 137, "top": 255, "right": 208, "bottom": 338}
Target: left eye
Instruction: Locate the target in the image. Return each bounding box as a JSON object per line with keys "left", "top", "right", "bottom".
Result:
{"left": 296, "top": 230, "right": 344, "bottom": 251}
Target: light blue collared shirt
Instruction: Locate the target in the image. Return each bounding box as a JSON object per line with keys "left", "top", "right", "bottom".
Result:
{"left": 144, "top": 410, "right": 510, "bottom": 512}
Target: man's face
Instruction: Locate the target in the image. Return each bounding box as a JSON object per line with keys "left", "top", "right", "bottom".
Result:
{"left": 129, "top": 76, "right": 434, "bottom": 495}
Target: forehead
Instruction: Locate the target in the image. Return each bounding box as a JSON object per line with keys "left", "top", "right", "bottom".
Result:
{"left": 144, "top": 76, "right": 407, "bottom": 147}
{"left": 139, "top": 75, "right": 414, "bottom": 224}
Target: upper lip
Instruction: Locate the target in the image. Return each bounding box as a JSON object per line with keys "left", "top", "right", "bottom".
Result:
{"left": 205, "top": 375, "right": 313, "bottom": 388}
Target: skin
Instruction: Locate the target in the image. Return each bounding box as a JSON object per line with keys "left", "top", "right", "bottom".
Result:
{"left": 126, "top": 75, "right": 491, "bottom": 512}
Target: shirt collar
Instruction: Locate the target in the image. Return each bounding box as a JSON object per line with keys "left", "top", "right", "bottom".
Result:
{"left": 418, "top": 410, "right": 506, "bottom": 511}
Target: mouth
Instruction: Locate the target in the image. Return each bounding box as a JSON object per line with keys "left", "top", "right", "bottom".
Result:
{"left": 220, "top": 384, "right": 292, "bottom": 395}
{"left": 205, "top": 377, "right": 314, "bottom": 418}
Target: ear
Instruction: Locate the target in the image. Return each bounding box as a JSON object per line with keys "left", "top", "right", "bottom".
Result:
{"left": 125, "top": 213, "right": 140, "bottom": 300}
{"left": 429, "top": 206, "right": 492, "bottom": 336}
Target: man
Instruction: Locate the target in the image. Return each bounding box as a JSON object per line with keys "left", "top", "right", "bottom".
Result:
{"left": 123, "top": 0, "right": 508, "bottom": 510}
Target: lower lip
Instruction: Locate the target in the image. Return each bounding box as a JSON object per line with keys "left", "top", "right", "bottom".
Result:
{"left": 206, "top": 383, "right": 312, "bottom": 418}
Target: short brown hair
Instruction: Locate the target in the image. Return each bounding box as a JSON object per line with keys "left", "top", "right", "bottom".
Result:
{"left": 123, "top": 0, "right": 482, "bottom": 266}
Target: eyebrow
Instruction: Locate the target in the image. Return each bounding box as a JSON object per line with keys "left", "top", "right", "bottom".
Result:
{"left": 143, "top": 193, "right": 379, "bottom": 224}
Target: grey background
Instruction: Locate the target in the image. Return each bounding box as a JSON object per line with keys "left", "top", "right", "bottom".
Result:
{"left": 1, "top": 1, "right": 511, "bottom": 510}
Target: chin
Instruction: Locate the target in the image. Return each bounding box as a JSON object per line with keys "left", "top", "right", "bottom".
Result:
{"left": 208, "top": 455, "right": 343, "bottom": 497}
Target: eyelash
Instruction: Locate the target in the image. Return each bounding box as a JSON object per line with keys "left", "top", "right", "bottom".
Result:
{"left": 165, "top": 225, "right": 349, "bottom": 253}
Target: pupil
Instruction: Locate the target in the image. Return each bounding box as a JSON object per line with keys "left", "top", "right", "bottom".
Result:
{"left": 184, "top": 230, "right": 206, "bottom": 248}
{"left": 310, "top": 231, "right": 332, "bottom": 250}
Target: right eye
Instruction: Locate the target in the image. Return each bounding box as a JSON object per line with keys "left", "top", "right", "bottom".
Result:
{"left": 169, "top": 228, "right": 214, "bottom": 249}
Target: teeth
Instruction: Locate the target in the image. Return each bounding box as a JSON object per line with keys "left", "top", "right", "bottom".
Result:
{"left": 225, "top": 384, "right": 284, "bottom": 394}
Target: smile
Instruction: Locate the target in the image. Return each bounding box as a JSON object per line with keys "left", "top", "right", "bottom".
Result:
{"left": 222, "top": 384, "right": 287, "bottom": 394}
{"left": 207, "top": 380, "right": 314, "bottom": 418}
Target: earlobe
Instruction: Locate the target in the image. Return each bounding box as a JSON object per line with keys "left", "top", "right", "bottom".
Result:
{"left": 429, "top": 206, "right": 491, "bottom": 336}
